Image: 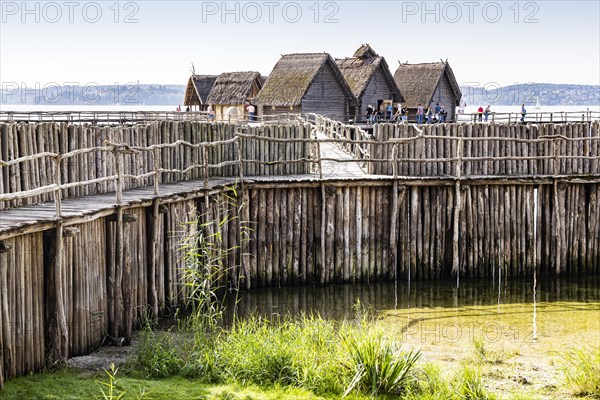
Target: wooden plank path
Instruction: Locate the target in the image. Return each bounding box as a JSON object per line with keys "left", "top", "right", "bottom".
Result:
{"left": 315, "top": 130, "right": 368, "bottom": 178}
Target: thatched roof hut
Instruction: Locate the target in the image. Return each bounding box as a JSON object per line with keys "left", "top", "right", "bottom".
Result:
{"left": 254, "top": 53, "right": 357, "bottom": 121}
{"left": 393, "top": 61, "right": 462, "bottom": 121}
{"left": 336, "top": 44, "right": 403, "bottom": 119}
{"left": 183, "top": 75, "right": 217, "bottom": 110}
{"left": 206, "top": 71, "right": 264, "bottom": 121}
{"left": 206, "top": 71, "right": 264, "bottom": 105}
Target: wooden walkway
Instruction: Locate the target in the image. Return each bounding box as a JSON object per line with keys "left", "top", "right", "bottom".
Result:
{"left": 316, "top": 130, "right": 368, "bottom": 178}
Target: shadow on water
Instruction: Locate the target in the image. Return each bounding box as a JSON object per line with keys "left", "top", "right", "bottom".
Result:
{"left": 223, "top": 274, "right": 600, "bottom": 322}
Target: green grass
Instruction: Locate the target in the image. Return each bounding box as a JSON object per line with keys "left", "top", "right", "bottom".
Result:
{"left": 452, "top": 363, "right": 497, "bottom": 400}
{"left": 559, "top": 345, "right": 600, "bottom": 398}
{"left": 0, "top": 369, "right": 333, "bottom": 400}
{"left": 342, "top": 331, "right": 420, "bottom": 397}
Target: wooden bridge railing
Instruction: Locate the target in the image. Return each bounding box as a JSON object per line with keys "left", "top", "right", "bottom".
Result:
{"left": 368, "top": 122, "right": 600, "bottom": 177}
{"left": 0, "top": 110, "right": 304, "bottom": 125}
{"left": 0, "top": 121, "right": 312, "bottom": 209}
{"left": 456, "top": 110, "right": 599, "bottom": 124}
{"left": 1, "top": 120, "right": 600, "bottom": 213}
{"left": 0, "top": 136, "right": 241, "bottom": 219}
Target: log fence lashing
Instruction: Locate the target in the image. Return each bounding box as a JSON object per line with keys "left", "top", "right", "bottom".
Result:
{"left": 0, "top": 121, "right": 314, "bottom": 209}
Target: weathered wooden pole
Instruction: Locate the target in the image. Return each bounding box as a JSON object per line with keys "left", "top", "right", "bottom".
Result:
{"left": 50, "top": 154, "right": 69, "bottom": 363}
{"left": 236, "top": 136, "right": 251, "bottom": 290}
{"left": 389, "top": 143, "right": 399, "bottom": 281}
{"left": 452, "top": 133, "right": 463, "bottom": 287}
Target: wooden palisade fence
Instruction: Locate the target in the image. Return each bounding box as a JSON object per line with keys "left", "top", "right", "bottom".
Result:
{"left": 0, "top": 118, "right": 599, "bottom": 388}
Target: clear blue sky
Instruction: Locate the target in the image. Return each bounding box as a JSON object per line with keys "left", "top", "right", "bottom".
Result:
{"left": 1, "top": 0, "right": 599, "bottom": 87}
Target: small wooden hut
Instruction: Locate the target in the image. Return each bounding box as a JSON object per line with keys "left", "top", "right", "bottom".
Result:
{"left": 183, "top": 75, "right": 217, "bottom": 111}
{"left": 254, "top": 53, "right": 357, "bottom": 122}
{"left": 336, "top": 44, "right": 403, "bottom": 120}
{"left": 206, "top": 71, "right": 264, "bottom": 121}
{"left": 393, "top": 61, "right": 462, "bottom": 122}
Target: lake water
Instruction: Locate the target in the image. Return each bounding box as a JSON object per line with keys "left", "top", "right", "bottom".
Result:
{"left": 224, "top": 275, "right": 600, "bottom": 374}
{"left": 2, "top": 104, "right": 598, "bottom": 115}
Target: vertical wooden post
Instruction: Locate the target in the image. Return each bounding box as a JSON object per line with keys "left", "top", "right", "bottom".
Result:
{"left": 389, "top": 182, "right": 400, "bottom": 281}
{"left": 149, "top": 199, "right": 160, "bottom": 322}
{"left": 235, "top": 135, "right": 251, "bottom": 290}
{"left": 452, "top": 134, "right": 463, "bottom": 287}
{"left": 110, "top": 145, "right": 125, "bottom": 341}
{"left": 153, "top": 147, "right": 160, "bottom": 196}
{"left": 316, "top": 139, "right": 323, "bottom": 180}
{"left": 52, "top": 154, "right": 68, "bottom": 363}
{"left": 319, "top": 183, "right": 326, "bottom": 285}
{"left": 203, "top": 145, "right": 210, "bottom": 191}
{"left": 552, "top": 138, "right": 563, "bottom": 274}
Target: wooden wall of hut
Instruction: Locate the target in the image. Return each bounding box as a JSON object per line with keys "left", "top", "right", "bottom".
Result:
{"left": 358, "top": 68, "right": 397, "bottom": 118}
{"left": 301, "top": 63, "right": 351, "bottom": 122}
{"left": 0, "top": 121, "right": 312, "bottom": 210}
{"left": 1, "top": 178, "right": 599, "bottom": 386}
{"left": 368, "top": 122, "right": 599, "bottom": 176}
{"left": 430, "top": 75, "right": 458, "bottom": 122}
{"left": 258, "top": 105, "right": 301, "bottom": 118}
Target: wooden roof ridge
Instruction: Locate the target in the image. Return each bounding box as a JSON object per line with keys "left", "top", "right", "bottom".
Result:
{"left": 335, "top": 45, "right": 404, "bottom": 102}
{"left": 353, "top": 43, "right": 377, "bottom": 59}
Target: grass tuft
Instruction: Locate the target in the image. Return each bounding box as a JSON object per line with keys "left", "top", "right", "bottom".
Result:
{"left": 342, "top": 331, "right": 420, "bottom": 397}
{"left": 559, "top": 345, "right": 600, "bottom": 398}
{"left": 452, "top": 363, "right": 496, "bottom": 400}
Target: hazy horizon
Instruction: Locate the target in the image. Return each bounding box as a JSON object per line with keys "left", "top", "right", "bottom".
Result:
{"left": 1, "top": 1, "right": 599, "bottom": 88}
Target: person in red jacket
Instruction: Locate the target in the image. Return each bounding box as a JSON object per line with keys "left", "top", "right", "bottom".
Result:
{"left": 477, "top": 106, "right": 484, "bottom": 122}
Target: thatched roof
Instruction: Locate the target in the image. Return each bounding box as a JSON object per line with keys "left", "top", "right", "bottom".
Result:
{"left": 393, "top": 61, "right": 462, "bottom": 108}
{"left": 206, "top": 71, "right": 263, "bottom": 105}
{"left": 335, "top": 44, "right": 403, "bottom": 102}
{"left": 184, "top": 75, "right": 217, "bottom": 106}
{"left": 254, "top": 53, "right": 355, "bottom": 107}
{"left": 353, "top": 44, "right": 377, "bottom": 59}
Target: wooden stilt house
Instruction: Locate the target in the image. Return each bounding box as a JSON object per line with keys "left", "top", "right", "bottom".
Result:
{"left": 336, "top": 44, "right": 403, "bottom": 121}
{"left": 206, "top": 71, "right": 264, "bottom": 121}
{"left": 183, "top": 75, "right": 217, "bottom": 111}
{"left": 254, "top": 53, "right": 357, "bottom": 122}
{"left": 393, "top": 61, "right": 462, "bottom": 122}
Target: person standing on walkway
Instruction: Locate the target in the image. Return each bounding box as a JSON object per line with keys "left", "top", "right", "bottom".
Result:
{"left": 477, "top": 106, "right": 484, "bottom": 122}
{"left": 426, "top": 106, "right": 433, "bottom": 124}
{"left": 246, "top": 103, "right": 256, "bottom": 121}
{"left": 521, "top": 103, "right": 527, "bottom": 123}
{"left": 416, "top": 103, "right": 424, "bottom": 124}
{"left": 366, "top": 104, "right": 374, "bottom": 126}
{"left": 484, "top": 105, "right": 491, "bottom": 122}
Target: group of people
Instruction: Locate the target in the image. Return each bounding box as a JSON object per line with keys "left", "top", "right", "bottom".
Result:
{"left": 476, "top": 105, "right": 492, "bottom": 122}
{"left": 176, "top": 102, "right": 256, "bottom": 122}
{"left": 365, "top": 103, "right": 409, "bottom": 125}
{"left": 415, "top": 102, "right": 448, "bottom": 124}
{"left": 365, "top": 102, "right": 451, "bottom": 125}
{"left": 474, "top": 104, "right": 527, "bottom": 123}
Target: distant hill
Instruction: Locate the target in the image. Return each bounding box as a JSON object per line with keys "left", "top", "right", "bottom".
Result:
{"left": 1, "top": 84, "right": 187, "bottom": 106}
{"left": 2, "top": 82, "right": 598, "bottom": 107}
{"left": 459, "top": 83, "right": 599, "bottom": 106}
